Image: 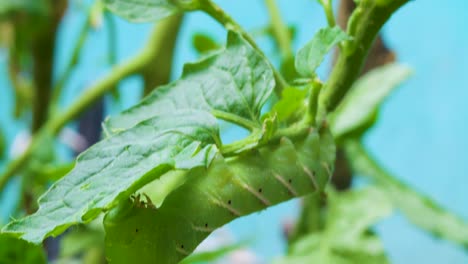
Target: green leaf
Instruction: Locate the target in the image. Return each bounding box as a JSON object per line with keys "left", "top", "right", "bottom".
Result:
{"left": 330, "top": 64, "right": 412, "bottom": 138}
{"left": 275, "top": 187, "right": 391, "bottom": 264}
{"left": 192, "top": 33, "right": 220, "bottom": 55}
{"left": 2, "top": 110, "right": 220, "bottom": 244}
{"left": 345, "top": 140, "right": 468, "bottom": 247}
{"left": 103, "top": 0, "right": 181, "bottom": 23}
{"left": 105, "top": 31, "right": 275, "bottom": 134}
{"left": 295, "top": 26, "right": 350, "bottom": 77}
{"left": 271, "top": 87, "right": 308, "bottom": 123}
{"left": 0, "top": 234, "right": 46, "bottom": 264}
{"left": 1, "top": 30, "right": 277, "bottom": 245}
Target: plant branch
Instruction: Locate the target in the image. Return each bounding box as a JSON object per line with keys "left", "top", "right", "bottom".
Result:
{"left": 0, "top": 20, "right": 179, "bottom": 192}
{"left": 319, "top": 0, "right": 336, "bottom": 27}
{"left": 198, "top": 0, "right": 288, "bottom": 95}
{"left": 51, "top": 9, "right": 92, "bottom": 112}
{"left": 221, "top": 121, "right": 311, "bottom": 157}
{"left": 319, "top": 0, "right": 410, "bottom": 113}
{"left": 211, "top": 110, "right": 259, "bottom": 131}
{"left": 104, "top": 12, "right": 118, "bottom": 67}
{"left": 103, "top": 11, "right": 120, "bottom": 100}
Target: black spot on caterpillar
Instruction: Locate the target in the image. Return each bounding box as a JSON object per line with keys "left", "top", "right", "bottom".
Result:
{"left": 104, "top": 128, "right": 335, "bottom": 264}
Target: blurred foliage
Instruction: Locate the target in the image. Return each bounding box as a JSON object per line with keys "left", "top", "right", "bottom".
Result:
{"left": 0, "top": 0, "right": 49, "bottom": 15}
{"left": 330, "top": 63, "right": 412, "bottom": 139}
{"left": 0, "top": 0, "right": 53, "bottom": 119}
{"left": 178, "top": 244, "right": 243, "bottom": 264}
{"left": 275, "top": 187, "right": 392, "bottom": 264}
{"left": 251, "top": 24, "right": 297, "bottom": 42}
{"left": 57, "top": 220, "right": 106, "bottom": 264}
{"left": 345, "top": 140, "right": 468, "bottom": 247}
{"left": 192, "top": 32, "right": 220, "bottom": 55}
{"left": 0, "top": 233, "right": 46, "bottom": 264}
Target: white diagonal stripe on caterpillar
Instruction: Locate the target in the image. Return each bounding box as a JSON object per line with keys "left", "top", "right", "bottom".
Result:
{"left": 240, "top": 183, "right": 271, "bottom": 206}
{"left": 272, "top": 172, "right": 298, "bottom": 196}
{"left": 302, "top": 165, "right": 319, "bottom": 190}
{"left": 210, "top": 197, "right": 242, "bottom": 217}
{"left": 321, "top": 162, "right": 332, "bottom": 177}
{"left": 191, "top": 223, "right": 216, "bottom": 233}
{"left": 175, "top": 246, "right": 190, "bottom": 256}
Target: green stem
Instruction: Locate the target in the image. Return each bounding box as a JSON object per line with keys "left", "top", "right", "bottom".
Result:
{"left": 264, "top": 0, "right": 293, "bottom": 59}
{"left": 319, "top": 0, "right": 410, "bottom": 113}
{"left": 104, "top": 11, "right": 120, "bottom": 99}
{"left": 306, "top": 79, "right": 322, "bottom": 126}
{"left": 220, "top": 129, "right": 263, "bottom": 156}
{"left": 198, "top": 0, "right": 288, "bottom": 95}
{"left": 0, "top": 22, "right": 178, "bottom": 192}
{"left": 212, "top": 110, "right": 259, "bottom": 131}
{"left": 104, "top": 12, "right": 117, "bottom": 67}
{"left": 319, "top": 0, "right": 336, "bottom": 27}
{"left": 221, "top": 122, "right": 311, "bottom": 157}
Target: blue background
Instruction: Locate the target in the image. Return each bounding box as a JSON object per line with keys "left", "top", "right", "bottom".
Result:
{"left": 1, "top": 0, "right": 467, "bottom": 263}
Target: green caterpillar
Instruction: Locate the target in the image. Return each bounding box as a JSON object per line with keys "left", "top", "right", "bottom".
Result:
{"left": 104, "top": 127, "right": 335, "bottom": 264}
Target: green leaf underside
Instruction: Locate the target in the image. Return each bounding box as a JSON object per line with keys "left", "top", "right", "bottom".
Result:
{"left": 104, "top": 128, "right": 335, "bottom": 264}
{"left": 330, "top": 63, "right": 412, "bottom": 137}
{"left": 2, "top": 110, "right": 219, "bottom": 244}
{"left": 103, "top": 0, "right": 180, "bottom": 23}
{"left": 345, "top": 141, "right": 468, "bottom": 247}
{"left": 295, "top": 26, "right": 350, "bottom": 77}
{"left": 275, "top": 187, "right": 391, "bottom": 264}
{"left": 104, "top": 31, "right": 275, "bottom": 134}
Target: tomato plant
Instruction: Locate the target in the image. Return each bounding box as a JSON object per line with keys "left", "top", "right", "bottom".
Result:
{"left": 0, "top": 0, "right": 467, "bottom": 263}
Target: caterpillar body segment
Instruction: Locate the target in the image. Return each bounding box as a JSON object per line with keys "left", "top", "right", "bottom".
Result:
{"left": 104, "top": 128, "right": 335, "bottom": 264}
